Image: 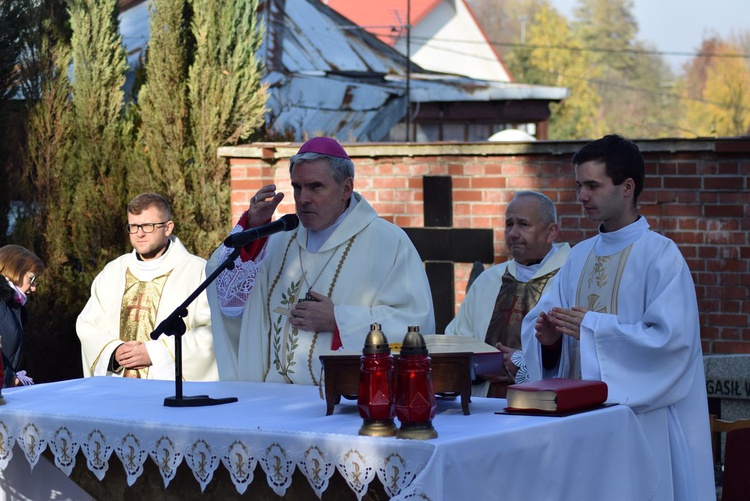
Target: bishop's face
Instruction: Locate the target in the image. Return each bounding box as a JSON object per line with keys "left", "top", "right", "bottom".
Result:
{"left": 128, "top": 206, "right": 174, "bottom": 260}
{"left": 291, "top": 159, "right": 353, "bottom": 232}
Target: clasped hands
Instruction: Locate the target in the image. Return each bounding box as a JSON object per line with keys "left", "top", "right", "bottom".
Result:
{"left": 115, "top": 341, "right": 152, "bottom": 370}
{"left": 535, "top": 306, "right": 589, "bottom": 346}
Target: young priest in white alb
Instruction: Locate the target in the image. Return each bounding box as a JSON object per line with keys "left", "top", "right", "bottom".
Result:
{"left": 522, "top": 135, "right": 713, "bottom": 501}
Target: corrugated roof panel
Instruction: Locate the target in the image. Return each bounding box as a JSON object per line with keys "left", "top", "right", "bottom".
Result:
{"left": 386, "top": 75, "right": 569, "bottom": 102}
{"left": 281, "top": 0, "right": 402, "bottom": 75}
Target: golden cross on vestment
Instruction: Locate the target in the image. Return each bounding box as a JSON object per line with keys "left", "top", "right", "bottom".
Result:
{"left": 125, "top": 293, "right": 151, "bottom": 322}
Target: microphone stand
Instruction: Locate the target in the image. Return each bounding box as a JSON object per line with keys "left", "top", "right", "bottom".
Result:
{"left": 150, "top": 247, "right": 241, "bottom": 407}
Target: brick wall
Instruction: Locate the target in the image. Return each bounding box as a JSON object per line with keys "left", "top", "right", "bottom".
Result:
{"left": 218, "top": 138, "right": 750, "bottom": 355}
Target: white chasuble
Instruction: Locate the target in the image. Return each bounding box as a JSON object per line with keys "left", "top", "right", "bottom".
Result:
{"left": 212, "top": 193, "right": 435, "bottom": 385}
{"left": 77, "top": 236, "right": 219, "bottom": 381}
{"left": 521, "top": 217, "right": 714, "bottom": 500}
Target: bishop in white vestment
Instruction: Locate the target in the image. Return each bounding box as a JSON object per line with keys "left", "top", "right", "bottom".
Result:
{"left": 208, "top": 137, "right": 435, "bottom": 384}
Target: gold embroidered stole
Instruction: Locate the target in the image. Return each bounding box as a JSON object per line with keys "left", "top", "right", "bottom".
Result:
{"left": 484, "top": 268, "right": 559, "bottom": 350}
{"left": 571, "top": 244, "right": 633, "bottom": 378}
{"left": 266, "top": 233, "right": 357, "bottom": 385}
{"left": 119, "top": 268, "right": 172, "bottom": 378}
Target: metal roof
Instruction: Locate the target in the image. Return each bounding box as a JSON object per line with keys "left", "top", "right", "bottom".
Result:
{"left": 119, "top": 0, "right": 568, "bottom": 141}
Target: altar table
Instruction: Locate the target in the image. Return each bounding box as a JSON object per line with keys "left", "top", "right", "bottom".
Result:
{"left": 0, "top": 377, "right": 660, "bottom": 500}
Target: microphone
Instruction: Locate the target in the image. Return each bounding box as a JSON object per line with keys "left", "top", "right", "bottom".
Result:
{"left": 223, "top": 214, "right": 299, "bottom": 248}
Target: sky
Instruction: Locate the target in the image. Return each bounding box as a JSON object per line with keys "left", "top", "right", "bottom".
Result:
{"left": 548, "top": 0, "right": 750, "bottom": 71}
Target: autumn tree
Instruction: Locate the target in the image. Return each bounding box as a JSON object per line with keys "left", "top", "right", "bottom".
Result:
{"left": 570, "top": 0, "right": 678, "bottom": 137}
{"left": 467, "top": 0, "right": 545, "bottom": 59}
{"left": 506, "top": 2, "right": 601, "bottom": 139}
{"left": 678, "top": 37, "right": 750, "bottom": 137}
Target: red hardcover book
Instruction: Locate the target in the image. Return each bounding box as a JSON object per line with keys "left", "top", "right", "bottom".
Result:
{"left": 505, "top": 378, "right": 608, "bottom": 413}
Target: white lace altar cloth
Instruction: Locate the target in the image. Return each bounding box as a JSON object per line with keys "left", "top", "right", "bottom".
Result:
{"left": 0, "top": 377, "right": 660, "bottom": 500}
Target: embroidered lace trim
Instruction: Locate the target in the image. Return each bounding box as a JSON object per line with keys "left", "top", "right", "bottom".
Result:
{"left": 215, "top": 222, "right": 267, "bottom": 318}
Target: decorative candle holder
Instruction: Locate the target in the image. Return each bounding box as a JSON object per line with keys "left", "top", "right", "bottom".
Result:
{"left": 395, "top": 326, "right": 438, "bottom": 440}
{"left": 357, "top": 323, "right": 397, "bottom": 436}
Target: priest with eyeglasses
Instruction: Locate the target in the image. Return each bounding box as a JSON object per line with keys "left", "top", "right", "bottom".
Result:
{"left": 77, "top": 193, "right": 218, "bottom": 381}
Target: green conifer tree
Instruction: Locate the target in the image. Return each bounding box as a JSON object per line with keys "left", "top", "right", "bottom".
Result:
{"left": 67, "top": 0, "right": 132, "bottom": 268}
{"left": 16, "top": 0, "right": 133, "bottom": 382}
{"left": 138, "top": 0, "right": 268, "bottom": 257}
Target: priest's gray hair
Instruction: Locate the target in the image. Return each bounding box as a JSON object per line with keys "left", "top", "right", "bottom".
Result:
{"left": 289, "top": 152, "right": 355, "bottom": 185}
{"left": 512, "top": 191, "right": 557, "bottom": 225}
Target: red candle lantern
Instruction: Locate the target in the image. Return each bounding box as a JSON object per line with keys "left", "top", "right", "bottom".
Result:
{"left": 357, "top": 323, "right": 397, "bottom": 437}
{"left": 395, "top": 326, "right": 438, "bottom": 440}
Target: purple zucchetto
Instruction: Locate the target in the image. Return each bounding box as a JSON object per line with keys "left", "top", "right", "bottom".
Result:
{"left": 297, "top": 137, "right": 350, "bottom": 159}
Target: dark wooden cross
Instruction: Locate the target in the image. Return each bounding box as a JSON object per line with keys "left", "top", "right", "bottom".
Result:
{"left": 403, "top": 176, "right": 494, "bottom": 333}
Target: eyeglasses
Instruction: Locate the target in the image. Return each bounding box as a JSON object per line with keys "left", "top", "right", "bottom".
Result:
{"left": 28, "top": 273, "right": 37, "bottom": 286}
{"left": 125, "top": 221, "right": 170, "bottom": 234}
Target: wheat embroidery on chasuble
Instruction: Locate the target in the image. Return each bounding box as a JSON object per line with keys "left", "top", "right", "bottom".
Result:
{"left": 570, "top": 244, "right": 633, "bottom": 378}
{"left": 119, "top": 268, "right": 172, "bottom": 378}
{"left": 264, "top": 233, "right": 357, "bottom": 385}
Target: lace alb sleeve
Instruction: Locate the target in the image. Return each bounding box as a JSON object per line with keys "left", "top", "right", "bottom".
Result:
{"left": 214, "top": 223, "right": 268, "bottom": 318}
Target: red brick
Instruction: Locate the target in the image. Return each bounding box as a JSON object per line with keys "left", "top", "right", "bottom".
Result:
{"left": 705, "top": 231, "right": 745, "bottom": 245}
{"left": 719, "top": 300, "right": 741, "bottom": 313}
{"left": 394, "top": 215, "right": 422, "bottom": 227}
{"left": 372, "top": 177, "right": 408, "bottom": 189}
{"left": 661, "top": 205, "right": 702, "bottom": 217}
{"left": 399, "top": 201, "right": 419, "bottom": 215}
{"left": 664, "top": 177, "right": 701, "bottom": 189}
{"left": 656, "top": 163, "right": 678, "bottom": 175}
{"left": 712, "top": 341, "right": 750, "bottom": 355}
{"left": 407, "top": 177, "right": 422, "bottom": 189}
{"left": 720, "top": 328, "right": 742, "bottom": 341}
{"left": 696, "top": 162, "right": 719, "bottom": 175}
{"left": 232, "top": 179, "right": 265, "bottom": 191}
{"left": 717, "top": 162, "right": 740, "bottom": 175}
{"left": 707, "top": 260, "right": 748, "bottom": 273}
{"left": 702, "top": 326, "right": 720, "bottom": 340}
{"left": 676, "top": 162, "right": 698, "bottom": 175}
{"left": 704, "top": 205, "right": 745, "bottom": 218}
{"left": 470, "top": 204, "right": 503, "bottom": 216}
{"left": 471, "top": 177, "right": 506, "bottom": 189}
{"left": 698, "top": 246, "right": 718, "bottom": 259}
{"left": 453, "top": 190, "right": 483, "bottom": 202}
{"left": 704, "top": 177, "right": 745, "bottom": 190}
{"left": 452, "top": 177, "right": 471, "bottom": 189}
{"left": 484, "top": 163, "right": 504, "bottom": 175}
{"left": 708, "top": 286, "right": 749, "bottom": 299}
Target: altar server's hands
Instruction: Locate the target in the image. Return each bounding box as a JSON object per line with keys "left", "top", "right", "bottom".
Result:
{"left": 546, "top": 307, "right": 588, "bottom": 340}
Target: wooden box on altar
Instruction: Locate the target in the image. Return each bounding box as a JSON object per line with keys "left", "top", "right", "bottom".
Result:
{"left": 320, "top": 336, "right": 504, "bottom": 416}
